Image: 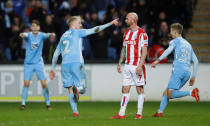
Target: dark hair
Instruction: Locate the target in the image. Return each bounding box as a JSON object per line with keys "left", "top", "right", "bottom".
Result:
{"left": 170, "top": 23, "right": 183, "bottom": 34}
{"left": 31, "top": 20, "right": 40, "bottom": 26}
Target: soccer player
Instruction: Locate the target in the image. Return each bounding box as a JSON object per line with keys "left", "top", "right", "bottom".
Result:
{"left": 19, "top": 20, "right": 56, "bottom": 110}
{"left": 110, "top": 12, "right": 148, "bottom": 119}
{"left": 151, "top": 23, "right": 199, "bottom": 117}
{"left": 49, "top": 16, "right": 118, "bottom": 117}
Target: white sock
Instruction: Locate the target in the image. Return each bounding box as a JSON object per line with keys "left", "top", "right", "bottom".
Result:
{"left": 119, "top": 93, "right": 130, "bottom": 116}
{"left": 158, "top": 109, "right": 163, "bottom": 113}
{"left": 137, "top": 94, "right": 145, "bottom": 115}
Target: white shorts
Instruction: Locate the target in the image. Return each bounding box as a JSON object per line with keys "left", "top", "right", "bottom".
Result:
{"left": 123, "top": 64, "right": 146, "bottom": 86}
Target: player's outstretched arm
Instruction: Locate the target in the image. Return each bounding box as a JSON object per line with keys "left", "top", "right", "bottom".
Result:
{"left": 189, "top": 51, "right": 199, "bottom": 86}
{"left": 50, "top": 49, "right": 61, "bottom": 80}
{"left": 50, "top": 33, "right": 56, "bottom": 38}
{"left": 19, "top": 33, "right": 28, "bottom": 38}
{"left": 85, "top": 18, "right": 119, "bottom": 36}
{"left": 151, "top": 46, "right": 174, "bottom": 68}
{"left": 117, "top": 46, "right": 126, "bottom": 73}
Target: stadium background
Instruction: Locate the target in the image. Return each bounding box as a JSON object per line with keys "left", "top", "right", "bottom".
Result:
{"left": 0, "top": 0, "right": 210, "bottom": 126}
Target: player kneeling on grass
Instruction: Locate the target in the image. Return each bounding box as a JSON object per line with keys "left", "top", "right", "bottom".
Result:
{"left": 19, "top": 20, "right": 56, "bottom": 110}
{"left": 49, "top": 16, "right": 118, "bottom": 117}
{"left": 151, "top": 23, "right": 199, "bottom": 117}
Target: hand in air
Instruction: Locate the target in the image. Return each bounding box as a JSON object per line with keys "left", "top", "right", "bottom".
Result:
{"left": 110, "top": 18, "right": 119, "bottom": 26}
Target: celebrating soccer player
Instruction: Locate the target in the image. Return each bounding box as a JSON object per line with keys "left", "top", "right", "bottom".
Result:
{"left": 110, "top": 12, "right": 148, "bottom": 119}
{"left": 151, "top": 23, "right": 199, "bottom": 117}
{"left": 49, "top": 16, "right": 118, "bottom": 117}
{"left": 19, "top": 20, "right": 56, "bottom": 110}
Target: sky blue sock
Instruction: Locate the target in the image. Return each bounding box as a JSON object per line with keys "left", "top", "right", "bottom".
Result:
{"left": 21, "top": 86, "right": 28, "bottom": 105}
{"left": 171, "top": 90, "right": 190, "bottom": 99}
{"left": 159, "top": 95, "right": 169, "bottom": 113}
{"left": 43, "top": 88, "right": 50, "bottom": 106}
{"left": 69, "top": 93, "right": 78, "bottom": 113}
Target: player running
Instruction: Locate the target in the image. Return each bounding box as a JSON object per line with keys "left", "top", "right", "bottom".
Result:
{"left": 49, "top": 16, "right": 118, "bottom": 117}
{"left": 110, "top": 12, "right": 148, "bottom": 119}
{"left": 19, "top": 20, "right": 56, "bottom": 110}
{"left": 151, "top": 23, "right": 199, "bottom": 117}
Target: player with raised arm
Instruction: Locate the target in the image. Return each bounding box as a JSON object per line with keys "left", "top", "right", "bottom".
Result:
{"left": 19, "top": 20, "right": 56, "bottom": 110}
{"left": 49, "top": 16, "right": 118, "bottom": 117}
{"left": 110, "top": 12, "right": 148, "bottom": 119}
{"left": 151, "top": 23, "right": 199, "bottom": 117}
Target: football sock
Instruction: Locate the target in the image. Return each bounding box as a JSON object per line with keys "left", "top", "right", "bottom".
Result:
{"left": 69, "top": 93, "right": 78, "bottom": 113}
{"left": 43, "top": 88, "right": 50, "bottom": 106}
{"left": 158, "top": 95, "right": 169, "bottom": 113}
{"left": 137, "top": 94, "right": 145, "bottom": 115}
{"left": 21, "top": 86, "right": 29, "bottom": 105}
{"left": 119, "top": 93, "right": 130, "bottom": 116}
{"left": 171, "top": 90, "right": 191, "bottom": 99}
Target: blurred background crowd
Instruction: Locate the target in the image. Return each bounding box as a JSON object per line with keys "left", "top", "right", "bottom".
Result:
{"left": 0, "top": 0, "right": 197, "bottom": 63}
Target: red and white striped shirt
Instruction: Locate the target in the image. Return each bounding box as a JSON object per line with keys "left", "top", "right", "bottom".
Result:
{"left": 123, "top": 28, "right": 148, "bottom": 66}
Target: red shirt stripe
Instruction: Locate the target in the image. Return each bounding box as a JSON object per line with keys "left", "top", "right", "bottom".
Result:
{"left": 126, "top": 32, "right": 133, "bottom": 64}
{"left": 133, "top": 28, "right": 142, "bottom": 66}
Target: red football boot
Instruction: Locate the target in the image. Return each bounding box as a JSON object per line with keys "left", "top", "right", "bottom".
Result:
{"left": 73, "top": 112, "right": 79, "bottom": 117}
{"left": 109, "top": 114, "right": 126, "bottom": 119}
{"left": 135, "top": 114, "right": 142, "bottom": 119}
{"left": 153, "top": 112, "right": 163, "bottom": 117}
{"left": 192, "top": 88, "right": 200, "bottom": 102}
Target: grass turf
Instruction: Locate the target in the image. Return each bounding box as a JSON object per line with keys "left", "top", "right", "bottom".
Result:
{"left": 0, "top": 101, "right": 209, "bottom": 126}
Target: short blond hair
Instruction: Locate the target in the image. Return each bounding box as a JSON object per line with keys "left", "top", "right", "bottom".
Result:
{"left": 67, "top": 16, "right": 81, "bottom": 27}
{"left": 170, "top": 23, "right": 183, "bottom": 34}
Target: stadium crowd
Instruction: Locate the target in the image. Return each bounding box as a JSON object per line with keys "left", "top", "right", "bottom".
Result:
{"left": 0, "top": 0, "right": 196, "bottom": 63}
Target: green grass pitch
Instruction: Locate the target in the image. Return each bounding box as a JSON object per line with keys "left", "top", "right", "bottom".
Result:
{"left": 0, "top": 101, "right": 209, "bottom": 126}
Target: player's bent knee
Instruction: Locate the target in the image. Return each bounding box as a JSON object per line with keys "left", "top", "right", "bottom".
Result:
{"left": 122, "top": 86, "right": 130, "bottom": 93}
{"left": 163, "top": 90, "right": 167, "bottom": 96}
{"left": 167, "top": 90, "right": 173, "bottom": 99}
{"left": 40, "top": 80, "right": 47, "bottom": 88}
{"left": 24, "top": 80, "right": 30, "bottom": 87}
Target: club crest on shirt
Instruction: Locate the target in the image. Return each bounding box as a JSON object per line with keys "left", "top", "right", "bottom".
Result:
{"left": 31, "top": 42, "right": 39, "bottom": 49}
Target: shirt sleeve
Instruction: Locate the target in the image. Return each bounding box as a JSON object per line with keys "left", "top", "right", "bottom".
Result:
{"left": 140, "top": 33, "right": 148, "bottom": 47}
{"left": 23, "top": 32, "right": 29, "bottom": 38}
{"left": 79, "top": 23, "right": 111, "bottom": 37}
{"left": 169, "top": 40, "right": 176, "bottom": 48}
{"left": 158, "top": 46, "right": 174, "bottom": 61}
{"left": 51, "top": 42, "right": 61, "bottom": 70}
{"left": 43, "top": 33, "right": 51, "bottom": 40}
{"left": 191, "top": 50, "right": 199, "bottom": 78}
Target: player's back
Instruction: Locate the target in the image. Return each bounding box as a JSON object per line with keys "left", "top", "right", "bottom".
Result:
{"left": 172, "top": 37, "right": 193, "bottom": 71}
{"left": 58, "top": 29, "right": 85, "bottom": 64}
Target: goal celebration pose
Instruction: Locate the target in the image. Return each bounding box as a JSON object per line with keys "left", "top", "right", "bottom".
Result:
{"left": 151, "top": 23, "right": 199, "bottom": 117}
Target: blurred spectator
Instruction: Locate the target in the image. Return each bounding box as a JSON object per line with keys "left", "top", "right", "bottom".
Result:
{"left": 90, "top": 31, "right": 109, "bottom": 59}
{"left": 0, "top": 0, "right": 196, "bottom": 63}
{"left": 157, "top": 21, "right": 170, "bottom": 38}
{"left": 42, "top": 14, "right": 56, "bottom": 33}
{"left": 9, "top": 15, "right": 24, "bottom": 61}
{"left": 43, "top": 34, "right": 57, "bottom": 62}
{"left": 29, "top": 0, "right": 46, "bottom": 25}
{"left": 147, "top": 43, "right": 168, "bottom": 63}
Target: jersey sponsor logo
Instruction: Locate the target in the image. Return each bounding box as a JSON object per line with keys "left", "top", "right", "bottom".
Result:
{"left": 31, "top": 42, "right": 39, "bottom": 49}
{"left": 125, "top": 40, "right": 136, "bottom": 45}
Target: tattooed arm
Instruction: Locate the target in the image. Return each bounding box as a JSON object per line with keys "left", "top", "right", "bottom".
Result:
{"left": 117, "top": 46, "right": 126, "bottom": 73}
